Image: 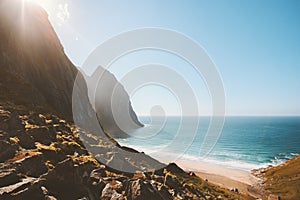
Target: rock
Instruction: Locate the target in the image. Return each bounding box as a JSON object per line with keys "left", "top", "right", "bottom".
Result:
{"left": 45, "top": 195, "right": 58, "bottom": 200}
{"left": 0, "top": 109, "right": 10, "bottom": 131}
{"left": 17, "top": 155, "right": 48, "bottom": 177}
{"left": 165, "top": 163, "right": 185, "bottom": 174}
{"left": 189, "top": 172, "right": 196, "bottom": 176}
{"left": 7, "top": 114, "right": 25, "bottom": 132}
{"left": 0, "top": 177, "right": 38, "bottom": 197}
{"left": 90, "top": 179, "right": 106, "bottom": 199}
{"left": 105, "top": 152, "right": 140, "bottom": 174}
{"left": 42, "top": 159, "right": 86, "bottom": 199}
{"left": 133, "top": 172, "right": 147, "bottom": 180}
{"left": 268, "top": 194, "right": 280, "bottom": 200}
{"left": 157, "top": 185, "right": 173, "bottom": 199}
{"left": 38, "top": 147, "right": 65, "bottom": 165}
{"left": 90, "top": 167, "right": 106, "bottom": 181}
{"left": 26, "top": 127, "right": 55, "bottom": 146}
{"left": 165, "top": 174, "right": 181, "bottom": 190}
{"left": 41, "top": 158, "right": 103, "bottom": 199}
{"left": 0, "top": 140, "right": 18, "bottom": 162}
{"left": 152, "top": 175, "right": 164, "bottom": 184}
{"left": 0, "top": 167, "right": 21, "bottom": 188}
{"left": 154, "top": 168, "right": 165, "bottom": 176}
{"left": 17, "top": 132, "right": 35, "bottom": 149}
{"left": 55, "top": 142, "right": 88, "bottom": 156}
{"left": 0, "top": 109, "right": 10, "bottom": 121}
{"left": 28, "top": 113, "right": 46, "bottom": 126}
{"left": 183, "top": 184, "right": 202, "bottom": 197}
{"left": 101, "top": 180, "right": 123, "bottom": 200}
{"left": 231, "top": 187, "right": 239, "bottom": 193}
{"left": 125, "top": 179, "right": 171, "bottom": 200}
{"left": 11, "top": 182, "right": 43, "bottom": 199}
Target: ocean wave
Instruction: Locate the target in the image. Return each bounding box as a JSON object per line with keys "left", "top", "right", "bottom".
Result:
{"left": 178, "top": 154, "right": 266, "bottom": 171}
{"left": 270, "top": 152, "right": 299, "bottom": 165}
{"left": 117, "top": 139, "right": 299, "bottom": 171}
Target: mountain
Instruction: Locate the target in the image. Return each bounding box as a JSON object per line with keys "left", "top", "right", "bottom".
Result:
{"left": 84, "top": 66, "right": 143, "bottom": 138}
{"left": 0, "top": 0, "right": 77, "bottom": 119}
{"left": 0, "top": 0, "right": 250, "bottom": 199}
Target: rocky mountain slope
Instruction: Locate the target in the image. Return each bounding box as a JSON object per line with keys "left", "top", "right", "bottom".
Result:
{"left": 0, "top": 0, "right": 76, "bottom": 119}
{"left": 0, "top": 103, "right": 247, "bottom": 199}
{"left": 0, "top": 0, "right": 252, "bottom": 199}
{"left": 252, "top": 155, "right": 300, "bottom": 200}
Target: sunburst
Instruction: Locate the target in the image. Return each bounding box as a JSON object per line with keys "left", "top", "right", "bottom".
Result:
{"left": 22, "top": 0, "right": 53, "bottom": 14}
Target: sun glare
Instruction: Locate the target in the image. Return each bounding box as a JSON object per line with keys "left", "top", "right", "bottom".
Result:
{"left": 22, "top": 0, "right": 70, "bottom": 26}
{"left": 23, "top": 0, "right": 53, "bottom": 14}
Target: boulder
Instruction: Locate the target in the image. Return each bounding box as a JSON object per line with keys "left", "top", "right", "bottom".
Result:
{"left": 17, "top": 132, "right": 35, "bottom": 149}
{"left": 0, "top": 168, "right": 21, "bottom": 188}
{"left": 26, "top": 127, "right": 55, "bottom": 145}
{"left": 17, "top": 155, "right": 48, "bottom": 177}
{"left": 90, "top": 166, "right": 107, "bottom": 182}
{"left": 268, "top": 194, "right": 280, "bottom": 200}
{"left": 28, "top": 113, "right": 46, "bottom": 126}
{"left": 101, "top": 180, "right": 123, "bottom": 200}
{"left": 125, "top": 179, "right": 171, "bottom": 200}
{"left": 0, "top": 140, "right": 18, "bottom": 162}
{"left": 165, "top": 163, "right": 185, "bottom": 174}
{"left": 165, "top": 174, "right": 181, "bottom": 190}
{"left": 4, "top": 181, "right": 46, "bottom": 200}
{"left": 42, "top": 158, "right": 98, "bottom": 199}
{"left": 7, "top": 114, "right": 25, "bottom": 132}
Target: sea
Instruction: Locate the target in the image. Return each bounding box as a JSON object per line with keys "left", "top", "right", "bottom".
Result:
{"left": 117, "top": 116, "right": 300, "bottom": 171}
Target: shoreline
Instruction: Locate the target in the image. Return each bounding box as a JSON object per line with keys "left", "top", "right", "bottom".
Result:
{"left": 173, "top": 159, "right": 266, "bottom": 198}
{"left": 175, "top": 159, "right": 257, "bottom": 185}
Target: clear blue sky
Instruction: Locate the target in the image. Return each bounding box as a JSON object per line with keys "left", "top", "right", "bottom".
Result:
{"left": 37, "top": 0, "right": 300, "bottom": 116}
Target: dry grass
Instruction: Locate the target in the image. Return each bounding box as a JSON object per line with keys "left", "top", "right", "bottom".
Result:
{"left": 6, "top": 149, "right": 40, "bottom": 163}
{"left": 261, "top": 155, "right": 300, "bottom": 200}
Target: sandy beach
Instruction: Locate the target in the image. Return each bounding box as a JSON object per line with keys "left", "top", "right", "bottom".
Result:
{"left": 174, "top": 159, "right": 263, "bottom": 198}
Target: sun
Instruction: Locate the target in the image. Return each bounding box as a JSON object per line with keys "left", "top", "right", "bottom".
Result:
{"left": 23, "top": 0, "right": 54, "bottom": 14}
{"left": 22, "top": 0, "right": 70, "bottom": 27}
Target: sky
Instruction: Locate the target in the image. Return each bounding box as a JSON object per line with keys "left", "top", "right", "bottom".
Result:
{"left": 32, "top": 0, "right": 300, "bottom": 116}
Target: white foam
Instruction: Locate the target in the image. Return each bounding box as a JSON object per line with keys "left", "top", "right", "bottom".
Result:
{"left": 117, "top": 140, "right": 299, "bottom": 172}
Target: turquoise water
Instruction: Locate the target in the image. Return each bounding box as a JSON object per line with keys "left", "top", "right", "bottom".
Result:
{"left": 117, "top": 116, "right": 300, "bottom": 170}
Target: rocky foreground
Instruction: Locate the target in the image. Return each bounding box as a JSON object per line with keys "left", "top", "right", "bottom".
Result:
{"left": 0, "top": 103, "right": 249, "bottom": 200}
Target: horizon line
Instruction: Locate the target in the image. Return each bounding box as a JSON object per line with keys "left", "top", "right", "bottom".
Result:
{"left": 137, "top": 115, "right": 300, "bottom": 117}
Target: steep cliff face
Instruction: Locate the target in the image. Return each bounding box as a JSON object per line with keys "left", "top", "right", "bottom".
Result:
{"left": 0, "top": 0, "right": 142, "bottom": 137}
{"left": 85, "top": 66, "right": 143, "bottom": 138}
{"left": 0, "top": 0, "right": 77, "bottom": 119}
